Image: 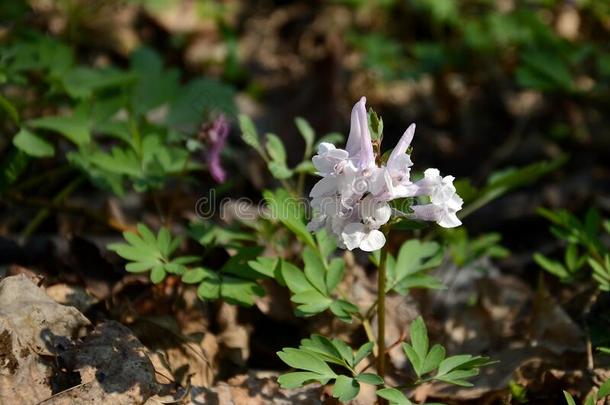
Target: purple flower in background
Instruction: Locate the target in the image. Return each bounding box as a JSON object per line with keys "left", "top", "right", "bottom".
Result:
{"left": 200, "top": 114, "right": 230, "bottom": 183}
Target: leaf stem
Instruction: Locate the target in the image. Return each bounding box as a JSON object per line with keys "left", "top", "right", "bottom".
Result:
{"left": 362, "top": 318, "right": 376, "bottom": 349}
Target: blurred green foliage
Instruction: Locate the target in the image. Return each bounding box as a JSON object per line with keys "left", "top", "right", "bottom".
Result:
{"left": 535, "top": 208, "right": 610, "bottom": 290}
{"left": 345, "top": 0, "right": 610, "bottom": 97}
{"left": 0, "top": 32, "right": 236, "bottom": 195}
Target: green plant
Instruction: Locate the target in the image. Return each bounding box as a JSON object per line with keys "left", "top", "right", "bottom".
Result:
{"left": 534, "top": 208, "right": 610, "bottom": 290}
{"left": 2, "top": 37, "right": 235, "bottom": 198}
{"left": 278, "top": 317, "right": 491, "bottom": 403}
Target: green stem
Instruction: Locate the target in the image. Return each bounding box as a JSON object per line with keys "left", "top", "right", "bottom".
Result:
{"left": 297, "top": 172, "right": 305, "bottom": 196}
{"left": 20, "top": 176, "right": 84, "bottom": 239}
{"left": 377, "top": 244, "right": 388, "bottom": 379}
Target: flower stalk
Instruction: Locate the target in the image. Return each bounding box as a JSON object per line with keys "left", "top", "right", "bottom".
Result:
{"left": 377, "top": 241, "right": 388, "bottom": 379}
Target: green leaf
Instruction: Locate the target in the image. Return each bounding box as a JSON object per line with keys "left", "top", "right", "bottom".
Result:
{"left": 172, "top": 256, "right": 199, "bottom": 265}
{"left": 435, "top": 368, "right": 478, "bottom": 386}
{"left": 564, "top": 244, "right": 578, "bottom": 272}
{"left": 329, "top": 299, "right": 359, "bottom": 323}
{"left": 63, "top": 67, "right": 135, "bottom": 99}
{"left": 584, "top": 393, "right": 596, "bottom": 405}
{"left": 265, "top": 133, "right": 287, "bottom": 163}
{"left": 281, "top": 261, "right": 311, "bottom": 294}
{"left": 277, "top": 348, "right": 337, "bottom": 377}
{"left": 0, "top": 149, "right": 30, "bottom": 192}
{"left": 354, "top": 342, "right": 374, "bottom": 366}
{"left": 476, "top": 156, "right": 567, "bottom": 208}
{"left": 267, "top": 161, "right": 293, "bottom": 179}
{"left": 326, "top": 258, "right": 345, "bottom": 292}
{"left": 435, "top": 354, "right": 491, "bottom": 382}
{"left": 402, "top": 343, "right": 422, "bottom": 377}
{"left": 150, "top": 265, "right": 166, "bottom": 284}
{"left": 13, "top": 128, "right": 54, "bottom": 157}
{"left": 197, "top": 276, "right": 221, "bottom": 300}
{"left": 157, "top": 228, "right": 171, "bottom": 256}
{"left": 534, "top": 253, "right": 568, "bottom": 280}
{"left": 125, "top": 262, "right": 154, "bottom": 273}
{"left": 219, "top": 246, "right": 263, "bottom": 280}
{"left": 421, "top": 344, "right": 446, "bottom": 375}
{"left": 393, "top": 274, "right": 445, "bottom": 294}
{"left": 264, "top": 188, "right": 316, "bottom": 250}
{"left": 368, "top": 108, "right": 384, "bottom": 141}
{"left": 331, "top": 338, "right": 354, "bottom": 367}
{"left": 303, "top": 248, "right": 328, "bottom": 295}
{"left": 376, "top": 388, "right": 412, "bottom": 405}
{"left": 316, "top": 229, "right": 337, "bottom": 260}
{"left": 395, "top": 241, "right": 441, "bottom": 279}
{"left": 109, "top": 244, "right": 155, "bottom": 262}
{"left": 108, "top": 224, "right": 184, "bottom": 283}
{"left": 166, "top": 78, "right": 235, "bottom": 133}
{"left": 219, "top": 275, "right": 265, "bottom": 306}
{"left": 277, "top": 371, "right": 325, "bottom": 389}
{"left": 389, "top": 240, "right": 442, "bottom": 294}
{"left": 293, "top": 161, "right": 316, "bottom": 174}
{"left": 332, "top": 375, "right": 360, "bottom": 402}
{"left": 585, "top": 208, "right": 600, "bottom": 239}
{"left": 129, "top": 47, "right": 178, "bottom": 115}
{"left": 248, "top": 257, "right": 279, "bottom": 279}
{"left": 239, "top": 114, "right": 263, "bottom": 155}
{"left": 265, "top": 133, "right": 292, "bottom": 179}
{"left": 355, "top": 373, "right": 384, "bottom": 385}
{"left": 295, "top": 117, "right": 315, "bottom": 156}
{"left": 28, "top": 114, "right": 91, "bottom": 145}
{"left": 292, "top": 290, "right": 332, "bottom": 314}
{"left": 563, "top": 390, "right": 576, "bottom": 405}
{"left": 0, "top": 93, "right": 19, "bottom": 124}
{"left": 164, "top": 263, "right": 186, "bottom": 274}
{"left": 410, "top": 317, "right": 429, "bottom": 366}
{"left": 182, "top": 267, "right": 210, "bottom": 284}
{"left": 516, "top": 50, "right": 573, "bottom": 92}
{"left": 598, "top": 377, "right": 610, "bottom": 398}
{"left": 300, "top": 335, "right": 345, "bottom": 366}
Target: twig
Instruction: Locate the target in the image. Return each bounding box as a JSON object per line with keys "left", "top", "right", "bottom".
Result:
{"left": 35, "top": 382, "right": 89, "bottom": 404}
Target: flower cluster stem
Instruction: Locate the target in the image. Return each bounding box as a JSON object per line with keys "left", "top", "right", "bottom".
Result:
{"left": 377, "top": 244, "right": 388, "bottom": 379}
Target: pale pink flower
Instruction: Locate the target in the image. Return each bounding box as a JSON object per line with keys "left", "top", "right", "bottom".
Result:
{"left": 307, "top": 98, "right": 462, "bottom": 251}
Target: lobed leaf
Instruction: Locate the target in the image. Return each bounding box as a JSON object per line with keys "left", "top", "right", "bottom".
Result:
{"left": 332, "top": 375, "right": 360, "bottom": 402}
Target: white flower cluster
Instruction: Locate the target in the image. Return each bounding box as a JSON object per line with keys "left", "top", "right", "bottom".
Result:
{"left": 307, "top": 97, "right": 463, "bottom": 251}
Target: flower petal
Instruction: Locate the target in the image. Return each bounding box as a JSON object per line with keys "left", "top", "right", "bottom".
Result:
{"left": 341, "top": 222, "right": 366, "bottom": 250}
{"left": 357, "top": 97, "right": 375, "bottom": 169}
{"left": 387, "top": 123, "right": 415, "bottom": 168}
{"left": 346, "top": 99, "right": 363, "bottom": 157}
{"left": 410, "top": 203, "right": 440, "bottom": 222}
{"left": 310, "top": 176, "right": 337, "bottom": 198}
{"left": 438, "top": 212, "right": 462, "bottom": 228}
{"left": 360, "top": 230, "right": 386, "bottom": 251}
{"left": 317, "top": 142, "right": 336, "bottom": 154}
{"left": 360, "top": 195, "right": 391, "bottom": 228}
